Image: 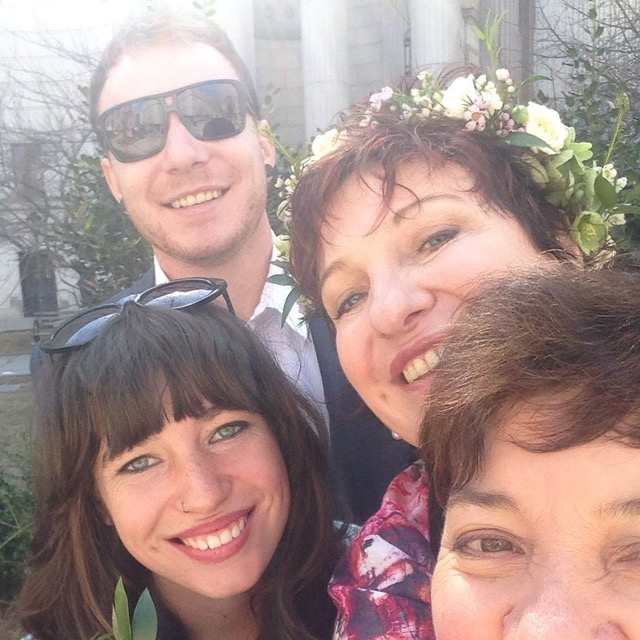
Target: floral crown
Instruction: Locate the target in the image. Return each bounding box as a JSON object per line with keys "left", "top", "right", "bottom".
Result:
{"left": 269, "top": 65, "right": 629, "bottom": 322}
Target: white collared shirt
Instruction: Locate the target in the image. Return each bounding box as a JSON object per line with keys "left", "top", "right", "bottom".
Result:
{"left": 153, "top": 247, "right": 328, "bottom": 424}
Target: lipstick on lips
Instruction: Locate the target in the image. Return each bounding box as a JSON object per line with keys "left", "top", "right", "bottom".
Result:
{"left": 171, "top": 507, "right": 252, "bottom": 562}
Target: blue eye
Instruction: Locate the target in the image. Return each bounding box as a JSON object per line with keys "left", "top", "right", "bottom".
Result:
{"left": 210, "top": 421, "right": 248, "bottom": 442}
{"left": 420, "top": 228, "right": 459, "bottom": 251}
{"left": 121, "top": 455, "right": 159, "bottom": 474}
{"left": 334, "top": 291, "right": 366, "bottom": 319}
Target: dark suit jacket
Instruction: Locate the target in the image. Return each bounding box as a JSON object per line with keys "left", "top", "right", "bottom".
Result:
{"left": 32, "top": 267, "right": 415, "bottom": 523}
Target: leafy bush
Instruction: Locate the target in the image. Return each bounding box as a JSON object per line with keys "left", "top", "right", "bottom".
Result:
{"left": 540, "top": 0, "right": 640, "bottom": 250}
{"left": 0, "top": 470, "right": 34, "bottom": 604}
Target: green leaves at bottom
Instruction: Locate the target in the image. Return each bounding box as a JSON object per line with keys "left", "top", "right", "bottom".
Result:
{"left": 112, "top": 578, "right": 132, "bottom": 640}
{"left": 132, "top": 588, "right": 158, "bottom": 640}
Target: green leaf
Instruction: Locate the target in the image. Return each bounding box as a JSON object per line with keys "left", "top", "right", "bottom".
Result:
{"left": 472, "top": 26, "right": 486, "bottom": 41}
{"left": 594, "top": 174, "right": 618, "bottom": 209}
{"left": 267, "top": 273, "right": 295, "bottom": 286}
{"left": 112, "top": 578, "right": 132, "bottom": 640}
{"left": 132, "top": 589, "right": 158, "bottom": 640}
{"left": 276, "top": 200, "right": 290, "bottom": 220}
{"left": 280, "top": 286, "right": 301, "bottom": 327}
{"left": 566, "top": 141, "right": 593, "bottom": 162}
{"left": 504, "top": 132, "right": 554, "bottom": 152}
{"left": 616, "top": 205, "right": 640, "bottom": 217}
{"left": 520, "top": 74, "right": 551, "bottom": 88}
{"left": 548, "top": 150, "right": 575, "bottom": 169}
{"left": 570, "top": 211, "right": 607, "bottom": 255}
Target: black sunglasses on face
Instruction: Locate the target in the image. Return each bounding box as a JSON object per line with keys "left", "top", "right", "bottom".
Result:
{"left": 41, "top": 278, "right": 235, "bottom": 353}
{"left": 97, "top": 79, "right": 250, "bottom": 163}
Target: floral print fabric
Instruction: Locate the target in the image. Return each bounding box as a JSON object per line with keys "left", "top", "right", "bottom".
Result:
{"left": 330, "top": 462, "right": 436, "bottom": 639}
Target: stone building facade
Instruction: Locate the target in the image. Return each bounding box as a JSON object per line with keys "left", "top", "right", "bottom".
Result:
{"left": 0, "top": 0, "right": 548, "bottom": 323}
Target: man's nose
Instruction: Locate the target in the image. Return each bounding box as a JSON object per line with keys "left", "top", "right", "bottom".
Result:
{"left": 160, "top": 112, "right": 210, "bottom": 173}
{"left": 367, "top": 273, "right": 436, "bottom": 337}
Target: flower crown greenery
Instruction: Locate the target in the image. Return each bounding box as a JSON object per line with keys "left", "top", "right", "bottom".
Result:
{"left": 268, "top": 17, "right": 630, "bottom": 323}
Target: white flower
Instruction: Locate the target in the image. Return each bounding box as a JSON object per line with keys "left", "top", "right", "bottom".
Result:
{"left": 416, "top": 70, "right": 432, "bottom": 85}
{"left": 440, "top": 75, "right": 478, "bottom": 119}
{"left": 400, "top": 103, "right": 415, "bottom": 119}
{"left": 609, "top": 213, "right": 626, "bottom": 226}
{"left": 524, "top": 102, "right": 569, "bottom": 154}
{"left": 414, "top": 94, "right": 432, "bottom": 109}
{"left": 496, "top": 68, "right": 510, "bottom": 82}
{"left": 311, "top": 128, "right": 347, "bottom": 159}
{"left": 602, "top": 163, "right": 617, "bottom": 182}
{"left": 616, "top": 176, "right": 628, "bottom": 192}
{"left": 478, "top": 84, "right": 503, "bottom": 113}
{"left": 369, "top": 86, "right": 394, "bottom": 112}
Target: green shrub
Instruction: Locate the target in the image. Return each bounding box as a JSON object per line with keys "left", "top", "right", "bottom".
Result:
{"left": 0, "top": 467, "right": 34, "bottom": 604}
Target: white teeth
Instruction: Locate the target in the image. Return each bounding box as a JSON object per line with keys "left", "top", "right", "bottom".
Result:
{"left": 170, "top": 189, "right": 223, "bottom": 209}
{"left": 181, "top": 516, "right": 247, "bottom": 551}
{"left": 196, "top": 538, "right": 208, "bottom": 551}
{"left": 402, "top": 348, "right": 442, "bottom": 383}
{"left": 207, "top": 534, "right": 222, "bottom": 549}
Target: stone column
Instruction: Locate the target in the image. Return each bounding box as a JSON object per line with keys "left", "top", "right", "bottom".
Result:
{"left": 381, "top": 0, "right": 409, "bottom": 82}
{"left": 214, "top": 0, "right": 256, "bottom": 81}
{"left": 409, "top": 0, "right": 466, "bottom": 73}
{"left": 301, "top": 0, "right": 350, "bottom": 139}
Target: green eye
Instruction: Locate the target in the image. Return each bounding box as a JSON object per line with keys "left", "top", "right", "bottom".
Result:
{"left": 121, "top": 455, "right": 158, "bottom": 474}
{"left": 211, "top": 421, "right": 248, "bottom": 442}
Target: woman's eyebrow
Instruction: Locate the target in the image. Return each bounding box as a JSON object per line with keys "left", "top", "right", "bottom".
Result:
{"left": 392, "top": 193, "right": 467, "bottom": 221}
{"left": 320, "top": 259, "right": 349, "bottom": 290}
{"left": 320, "top": 193, "right": 467, "bottom": 289}
{"left": 596, "top": 497, "right": 640, "bottom": 519}
{"left": 446, "top": 488, "right": 520, "bottom": 513}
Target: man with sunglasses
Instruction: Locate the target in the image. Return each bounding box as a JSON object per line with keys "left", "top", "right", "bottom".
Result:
{"left": 34, "top": 11, "right": 414, "bottom": 524}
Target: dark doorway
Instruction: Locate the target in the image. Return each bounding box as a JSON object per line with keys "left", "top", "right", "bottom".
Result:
{"left": 18, "top": 251, "right": 57, "bottom": 316}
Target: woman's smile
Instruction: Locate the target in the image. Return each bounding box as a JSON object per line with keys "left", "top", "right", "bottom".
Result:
{"left": 94, "top": 409, "right": 290, "bottom": 603}
{"left": 319, "top": 161, "right": 548, "bottom": 444}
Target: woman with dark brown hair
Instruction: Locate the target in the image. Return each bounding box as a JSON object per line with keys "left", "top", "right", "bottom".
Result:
{"left": 284, "top": 69, "right": 625, "bottom": 637}
{"left": 16, "top": 279, "right": 342, "bottom": 640}
{"left": 424, "top": 268, "right": 640, "bottom": 637}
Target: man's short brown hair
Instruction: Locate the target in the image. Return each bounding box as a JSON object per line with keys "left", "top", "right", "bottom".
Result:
{"left": 89, "top": 10, "right": 261, "bottom": 142}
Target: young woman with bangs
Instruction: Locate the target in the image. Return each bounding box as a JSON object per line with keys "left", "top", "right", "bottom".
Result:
{"left": 16, "top": 279, "right": 342, "bottom": 640}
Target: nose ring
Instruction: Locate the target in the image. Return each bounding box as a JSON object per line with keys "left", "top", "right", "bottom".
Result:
{"left": 181, "top": 501, "right": 187, "bottom": 513}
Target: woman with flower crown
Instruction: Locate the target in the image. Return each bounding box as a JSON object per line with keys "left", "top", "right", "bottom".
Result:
{"left": 282, "top": 64, "right": 628, "bottom": 638}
